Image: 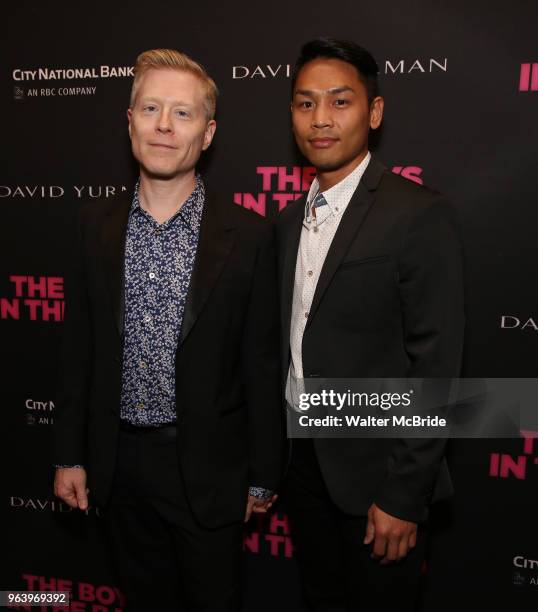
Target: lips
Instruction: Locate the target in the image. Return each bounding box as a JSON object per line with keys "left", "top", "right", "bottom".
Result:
{"left": 309, "top": 138, "right": 338, "bottom": 148}
{"left": 149, "top": 143, "right": 177, "bottom": 150}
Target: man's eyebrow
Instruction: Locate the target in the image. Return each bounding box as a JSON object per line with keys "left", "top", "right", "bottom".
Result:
{"left": 140, "top": 96, "right": 194, "bottom": 107}
{"left": 294, "top": 89, "right": 315, "bottom": 97}
{"left": 328, "top": 86, "right": 354, "bottom": 95}
{"left": 294, "top": 86, "right": 355, "bottom": 96}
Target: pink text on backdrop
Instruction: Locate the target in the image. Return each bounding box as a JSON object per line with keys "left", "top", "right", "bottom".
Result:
{"left": 234, "top": 165, "right": 425, "bottom": 217}
{"left": 7, "top": 574, "right": 125, "bottom": 612}
{"left": 0, "top": 275, "right": 64, "bottom": 321}
{"left": 489, "top": 430, "right": 538, "bottom": 480}
{"left": 519, "top": 63, "right": 538, "bottom": 92}
{"left": 234, "top": 166, "right": 315, "bottom": 216}
{"left": 391, "top": 166, "right": 423, "bottom": 185}
{"left": 243, "top": 511, "right": 295, "bottom": 558}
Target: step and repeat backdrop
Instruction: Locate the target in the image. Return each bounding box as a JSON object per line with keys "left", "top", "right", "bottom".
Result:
{"left": 2, "top": 1, "right": 538, "bottom": 610}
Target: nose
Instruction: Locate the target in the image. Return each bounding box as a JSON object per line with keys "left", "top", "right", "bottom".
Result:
{"left": 312, "top": 100, "right": 333, "bottom": 129}
{"left": 157, "top": 108, "right": 173, "bottom": 133}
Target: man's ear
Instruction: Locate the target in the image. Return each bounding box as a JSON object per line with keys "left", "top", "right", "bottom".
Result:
{"left": 202, "top": 119, "right": 217, "bottom": 150}
{"left": 369, "top": 96, "right": 384, "bottom": 130}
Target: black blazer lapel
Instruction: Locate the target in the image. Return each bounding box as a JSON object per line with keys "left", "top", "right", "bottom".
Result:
{"left": 179, "top": 193, "right": 236, "bottom": 345}
{"left": 103, "top": 197, "right": 130, "bottom": 336}
{"left": 305, "top": 157, "right": 386, "bottom": 329}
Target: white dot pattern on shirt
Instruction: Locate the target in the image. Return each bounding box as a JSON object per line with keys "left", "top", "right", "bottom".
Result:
{"left": 120, "top": 177, "right": 205, "bottom": 426}
{"left": 285, "top": 153, "right": 372, "bottom": 409}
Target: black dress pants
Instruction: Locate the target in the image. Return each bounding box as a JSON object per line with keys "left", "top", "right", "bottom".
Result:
{"left": 284, "top": 439, "right": 427, "bottom": 612}
{"left": 102, "top": 425, "right": 243, "bottom": 612}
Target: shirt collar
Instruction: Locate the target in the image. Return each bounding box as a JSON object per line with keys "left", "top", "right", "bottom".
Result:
{"left": 130, "top": 174, "right": 205, "bottom": 233}
{"left": 304, "top": 151, "right": 371, "bottom": 226}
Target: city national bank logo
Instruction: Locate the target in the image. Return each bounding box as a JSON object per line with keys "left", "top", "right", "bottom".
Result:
{"left": 13, "top": 65, "right": 133, "bottom": 81}
{"left": 26, "top": 398, "right": 55, "bottom": 427}
{"left": 513, "top": 571, "right": 526, "bottom": 586}
{"left": 16, "top": 574, "right": 125, "bottom": 610}
{"left": 0, "top": 276, "right": 64, "bottom": 322}
{"left": 519, "top": 63, "right": 538, "bottom": 92}
{"left": 489, "top": 430, "right": 538, "bottom": 480}
{"left": 513, "top": 556, "right": 538, "bottom": 587}
{"left": 12, "top": 64, "right": 133, "bottom": 99}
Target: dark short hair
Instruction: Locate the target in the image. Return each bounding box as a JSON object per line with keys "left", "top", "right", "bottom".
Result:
{"left": 291, "top": 38, "right": 379, "bottom": 104}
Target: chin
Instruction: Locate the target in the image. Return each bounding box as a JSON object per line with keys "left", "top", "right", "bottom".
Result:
{"left": 309, "top": 157, "right": 345, "bottom": 173}
{"left": 142, "top": 164, "right": 180, "bottom": 180}
{"left": 300, "top": 147, "right": 340, "bottom": 172}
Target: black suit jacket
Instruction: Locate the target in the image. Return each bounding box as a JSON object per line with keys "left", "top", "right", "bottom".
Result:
{"left": 53, "top": 189, "right": 285, "bottom": 528}
{"left": 277, "top": 156, "right": 464, "bottom": 523}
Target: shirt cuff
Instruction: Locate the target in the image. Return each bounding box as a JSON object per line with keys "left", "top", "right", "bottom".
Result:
{"left": 249, "top": 486, "right": 274, "bottom": 501}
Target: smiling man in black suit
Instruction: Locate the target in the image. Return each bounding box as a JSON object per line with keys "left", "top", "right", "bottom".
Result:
{"left": 277, "top": 38, "right": 464, "bottom": 611}
{"left": 52, "top": 48, "right": 284, "bottom": 612}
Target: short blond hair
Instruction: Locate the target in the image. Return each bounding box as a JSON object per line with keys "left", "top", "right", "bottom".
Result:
{"left": 130, "top": 49, "right": 218, "bottom": 119}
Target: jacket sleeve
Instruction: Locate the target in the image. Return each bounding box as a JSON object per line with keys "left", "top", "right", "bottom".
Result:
{"left": 374, "top": 198, "right": 465, "bottom": 522}
{"left": 52, "top": 206, "right": 92, "bottom": 466}
{"left": 241, "top": 220, "right": 286, "bottom": 491}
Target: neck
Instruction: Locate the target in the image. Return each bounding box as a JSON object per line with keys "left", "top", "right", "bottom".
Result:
{"left": 138, "top": 170, "right": 196, "bottom": 224}
{"left": 317, "top": 149, "right": 369, "bottom": 192}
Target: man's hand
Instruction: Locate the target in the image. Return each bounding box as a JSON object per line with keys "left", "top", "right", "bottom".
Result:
{"left": 54, "top": 467, "right": 89, "bottom": 510}
{"left": 244, "top": 494, "right": 278, "bottom": 522}
{"left": 363, "top": 502, "right": 417, "bottom": 564}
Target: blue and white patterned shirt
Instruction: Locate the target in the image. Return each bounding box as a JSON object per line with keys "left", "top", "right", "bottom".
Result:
{"left": 120, "top": 176, "right": 204, "bottom": 426}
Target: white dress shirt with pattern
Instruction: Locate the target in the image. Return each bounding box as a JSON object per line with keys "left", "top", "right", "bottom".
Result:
{"left": 286, "top": 152, "right": 371, "bottom": 410}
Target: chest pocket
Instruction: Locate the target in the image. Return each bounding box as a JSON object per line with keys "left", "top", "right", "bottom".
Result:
{"left": 331, "top": 255, "right": 399, "bottom": 330}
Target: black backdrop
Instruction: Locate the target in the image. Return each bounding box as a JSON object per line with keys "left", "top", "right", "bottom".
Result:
{"left": 3, "top": 1, "right": 538, "bottom": 610}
